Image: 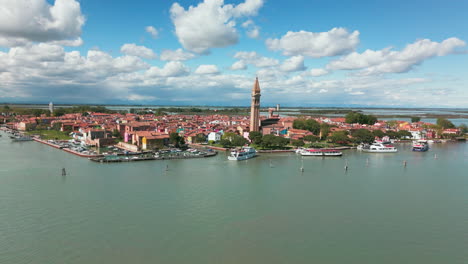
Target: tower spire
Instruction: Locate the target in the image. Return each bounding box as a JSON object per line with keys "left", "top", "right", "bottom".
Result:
{"left": 250, "top": 77, "right": 261, "bottom": 132}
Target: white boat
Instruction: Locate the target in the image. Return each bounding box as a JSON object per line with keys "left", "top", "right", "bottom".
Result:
{"left": 300, "top": 148, "right": 342, "bottom": 156}
{"left": 412, "top": 140, "right": 429, "bottom": 152}
{"left": 228, "top": 147, "right": 257, "bottom": 161}
{"left": 359, "top": 142, "right": 397, "bottom": 153}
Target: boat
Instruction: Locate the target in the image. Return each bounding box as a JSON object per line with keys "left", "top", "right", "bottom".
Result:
{"left": 12, "top": 136, "right": 33, "bottom": 142}
{"left": 412, "top": 140, "right": 429, "bottom": 152}
{"left": 359, "top": 142, "right": 397, "bottom": 153}
{"left": 300, "top": 148, "right": 342, "bottom": 156}
{"left": 228, "top": 146, "right": 257, "bottom": 161}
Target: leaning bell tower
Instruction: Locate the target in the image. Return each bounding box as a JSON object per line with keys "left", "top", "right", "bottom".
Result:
{"left": 250, "top": 77, "right": 261, "bottom": 132}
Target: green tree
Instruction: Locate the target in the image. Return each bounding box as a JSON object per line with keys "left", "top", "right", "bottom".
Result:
{"left": 436, "top": 118, "right": 455, "bottom": 129}
{"left": 293, "top": 118, "right": 320, "bottom": 135}
{"left": 411, "top": 116, "right": 421, "bottom": 123}
{"left": 219, "top": 139, "right": 231, "bottom": 148}
{"left": 345, "top": 112, "right": 377, "bottom": 125}
{"left": 351, "top": 129, "right": 374, "bottom": 143}
{"left": 303, "top": 135, "right": 319, "bottom": 142}
{"left": 328, "top": 131, "right": 350, "bottom": 144}
{"left": 372, "top": 129, "right": 385, "bottom": 139}
{"left": 230, "top": 135, "right": 248, "bottom": 146}
{"left": 458, "top": 124, "right": 468, "bottom": 134}
{"left": 248, "top": 131, "right": 263, "bottom": 145}
{"left": 169, "top": 132, "right": 185, "bottom": 147}
{"left": 260, "top": 134, "right": 277, "bottom": 148}
{"left": 320, "top": 123, "right": 331, "bottom": 139}
{"left": 222, "top": 132, "right": 238, "bottom": 141}
{"left": 397, "top": 130, "right": 413, "bottom": 139}
{"left": 291, "top": 139, "right": 305, "bottom": 147}
{"left": 194, "top": 133, "right": 207, "bottom": 143}
{"left": 385, "top": 130, "right": 399, "bottom": 139}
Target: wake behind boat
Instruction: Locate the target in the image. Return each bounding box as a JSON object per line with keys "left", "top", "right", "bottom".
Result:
{"left": 228, "top": 146, "right": 257, "bottom": 161}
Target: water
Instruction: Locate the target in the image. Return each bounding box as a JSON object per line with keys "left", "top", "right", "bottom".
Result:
{"left": 1, "top": 131, "right": 467, "bottom": 264}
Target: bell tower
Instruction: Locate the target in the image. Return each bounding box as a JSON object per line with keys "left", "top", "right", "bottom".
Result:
{"left": 250, "top": 77, "right": 261, "bottom": 132}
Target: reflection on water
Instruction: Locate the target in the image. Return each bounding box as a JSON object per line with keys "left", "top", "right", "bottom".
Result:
{"left": 0, "top": 131, "right": 467, "bottom": 264}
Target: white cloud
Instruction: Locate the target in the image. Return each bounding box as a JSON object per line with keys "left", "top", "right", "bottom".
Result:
{"left": 327, "top": 37, "right": 466, "bottom": 75}
{"left": 242, "top": 19, "right": 260, "bottom": 39}
{"left": 304, "top": 68, "right": 329, "bottom": 77}
{"left": 145, "top": 26, "right": 158, "bottom": 39}
{"left": 319, "top": 89, "right": 328, "bottom": 93}
{"left": 0, "top": 0, "right": 85, "bottom": 47}
{"left": 266, "top": 27, "right": 359, "bottom": 57}
{"left": 279, "top": 55, "right": 306, "bottom": 72}
{"left": 230, "top": 60, "right": 247, "bottom": 70}
{"left": 195, "top": 64, "right": 220, "bottom": 74}
{"left": 170, "top": 0, "right": 264, "bottom": 54}
{"left": 233, "top": 51, "right": 279, "bottom": 67}
{"left": 120, "top": 43, "right": 157, "bottom": 59}
{"left": 146, "top": 61, "right": 190, "bottom": 77}
{"left": 160, "top": 48, "right": 196, "bottom": 61}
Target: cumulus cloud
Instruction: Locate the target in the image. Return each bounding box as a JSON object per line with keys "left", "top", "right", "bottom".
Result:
{"left": 195, "top": 64, "right": 220, "bottom": 74}
{"left": 170, "top": 0, "right": 264, "bottom": 54}
{"left": 145, "top": 26, "right": 158, "bottom": 39}
{"left": 266, "top": 27, "right": 359, "bottom": 57}
{"left": 146, "top": 61, "right": 190, "bottom": 77}
{"left": 160, "top": 48, "right": 196, "bottom": 61}
{"left": 327, "top": 37, "right": 466, "bottom": 75}
{"left": 279, "top": 55, "right": 306, "bottom": 72}
{"left": 230, "top": 60, "right": 247, "bottom": 70}
{"left": 303, "top": 68, "right": 329, "bottom": 77}
{"left": 120, "top": 43, "right": 157, "bottom": 59}
{"left": 242, "top": 19, "right": 260, "bottom": 39}
{"left": 0, "top": 0, "right": 85, "bottom": 47}
{"left": 233, "top": 51, "right": 279, "bottom": 68}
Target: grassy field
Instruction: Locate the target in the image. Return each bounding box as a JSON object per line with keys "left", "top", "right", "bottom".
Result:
{"left": 26, "top": 130, "right": 71, "bottom": 140}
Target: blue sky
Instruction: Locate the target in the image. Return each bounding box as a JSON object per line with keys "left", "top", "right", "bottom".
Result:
{"left": 1, "top": 0, "right": 467, "bottom": 107}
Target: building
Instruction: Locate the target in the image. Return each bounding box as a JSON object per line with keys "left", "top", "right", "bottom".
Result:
{"left": 250, "top": 77, "right": 261, "bottom": 132}
{"left": 49, "top": 102, "right": 54, "bottom": 114}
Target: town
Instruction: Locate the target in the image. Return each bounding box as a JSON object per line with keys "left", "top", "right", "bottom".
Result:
{"left": 1, "top": 81, "right": 466, "bottom": 160}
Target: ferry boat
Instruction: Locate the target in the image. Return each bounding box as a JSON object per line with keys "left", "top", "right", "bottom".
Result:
{"left": 412, "top": 140, "right": 429, "bottom": 152}
{"left": 300, "top": 148, "right": 343, "bottom": 156}
{"left": 359, "top": 142, "right": 397, "bottom": 153}
{"left": 228, "top": 147, "right": 257, "bottom": 161}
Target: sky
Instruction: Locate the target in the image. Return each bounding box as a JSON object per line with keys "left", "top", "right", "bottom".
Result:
{"left": 0, "top": 0, "right": 467, "bottom": 107}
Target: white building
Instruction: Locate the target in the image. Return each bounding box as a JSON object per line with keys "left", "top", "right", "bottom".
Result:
{"left": 208, "top": 132, "right": 222, "bottom": 142}
{"left": 49, "top": 102, "right": 54, "bottom": 114}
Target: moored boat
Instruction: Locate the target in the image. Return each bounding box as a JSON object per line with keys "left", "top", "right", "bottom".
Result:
{"left": 228, "top": 146, "right": 257, "bottom": 161}
{"left": 300, "top": 148, "right": 342, "bottom": 156}
{"left": 12, "top": 136, "right": 33, "bottom": 142}
{"left": 359, "top": 142, "right": 397, "bottom": 153}
{"left": 412, "top": 140, "right": 429, "bottom": 152}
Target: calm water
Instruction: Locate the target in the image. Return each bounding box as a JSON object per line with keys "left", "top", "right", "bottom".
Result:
{"left": 0, "top": 131, "right": 467, "bottom": 264}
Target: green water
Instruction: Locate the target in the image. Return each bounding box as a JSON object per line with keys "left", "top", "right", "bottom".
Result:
{"left": 0, "top": 131, "right": 467, "bottom": 264}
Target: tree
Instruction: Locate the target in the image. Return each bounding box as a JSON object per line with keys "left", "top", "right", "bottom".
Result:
{"left": 249, "top": 131, "right": 263, "bottom": 145}
{"left": 230, "top": 134, "right": 248, "bottom": 146}
{"left": 222, "top": 132, "right": 237, "bottom": 141}
{"left": 219, "top": 139, "right": 231, "bottom": 148}
{"left": 328, "top": 131, "right": 350, "bottom": 144}
{"left": 320, "top": 123, "right": 331, "bottom": 139}
{"left": 459, "top": 124, "right": 468, "bottom": 134}
{"left": 385, "top": 130, "right": 399, "bottom": 139}
{"left": 260, "top": 134, "right": 276, "bottom": 148}
{"left": 372, "top": 129, "right": 385, "bottom": 139}
{"left": 397, "top": 130, "right": 412, "bottom": 139}
{"left": 411, "top": 116, "right": 421, "bottom": 123}
{"left": 274, "top": 136, "right": 289, "bottom": 148}
{"left": 169, "top": 132, "right": 184, "bottom": 147}
{"left": 436, "top": 118, "right": 455, "bottom": 129}
{"left": 291, "top": 139, "right": 305, "bottom": 147}
{"left": 345, "top": 112, "right": 377, "bottom": 125}
{"left": 293, "top": 118, "right": 320, "bottom": 135}
{"left": 351, "top": 129, "right": 374, "bottom": 143}
{"left": 303, "top": 135, "right": 319, "bottom": 142}
{"left": 194, "top": 133, "right": 207, "bottom": 143}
